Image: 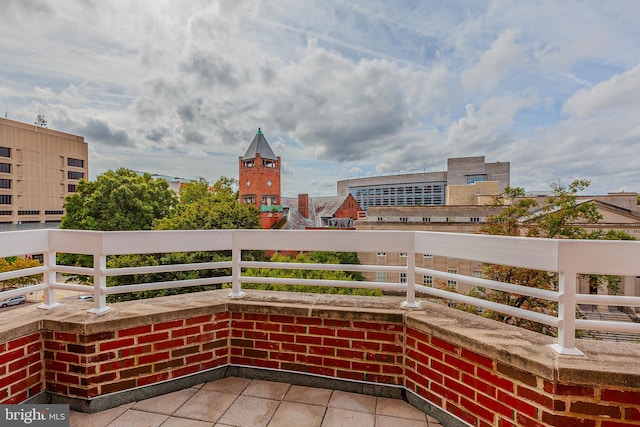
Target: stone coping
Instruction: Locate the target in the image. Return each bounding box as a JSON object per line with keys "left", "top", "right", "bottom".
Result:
{"left": 1, "top": 289, "right": 639, "bottom": 388}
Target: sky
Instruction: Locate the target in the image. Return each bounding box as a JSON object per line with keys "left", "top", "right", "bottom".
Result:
{"left": 1, "top": 1, "right": 639, "bottom": 197}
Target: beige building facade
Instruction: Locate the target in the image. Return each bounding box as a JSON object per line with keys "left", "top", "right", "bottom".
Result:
{"left": 0, "top": 118, "right": 88, "bottom": 230}
{"left": 355, "top": 194, "right": 640, "bottom": 297}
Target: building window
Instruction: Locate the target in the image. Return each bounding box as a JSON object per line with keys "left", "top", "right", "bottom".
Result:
{"left": 0, "top": 163, "right": 10, "bottom": 173}
{"left": 262, "top": 195, "right": 277, "bottom": 205}
{"left": 470, "top": 217, "right": 480, "bottom": 223}
{"left": 68, "top": 184, "right": 77, "bottom": 192}
{"left": 0, "top": 195, "right": 11, "bottom": 204}
{"left": 400, "top": 272, "right": 407, "bottom": 283}
{"left": 447, "top": 269, "right": 458, "bottom": 288}
{"left": 423, "top": 275, "right": 433, "bottom": 285}
{"left": 45, "top": 210, "right": 64, "bottom": 215}
{"left": 446, "top": 217, "right": 455, "bottom": 222}
{"left": 423, "top": 254, "right": 432, "bottom": 259}
{"left": 377, "top": 272, "right": 386, "bottom": 282}
{"left": 18, "top": 210, "right": 40, "bottom": 215}
{"left": 400, "top": 252, "right": 407, "bottom": 258}
{"left": 399, "top": 217, "right": 408, "bottom": 223}
{"left": 472, "top": 270, "right": 483, "bottom": 279}
{"left": 377, "top": 217, "right": 383, "bottom": 222}
{"left": 377, "top": 252, "right": 386, "bottom": 257}
{"left": 422, "top": 217, "right": 431, "bottom": 222}
{"left": 467, "top": 175, "right": 486, "bottom": 184}
{"left": 0, "top": 179, "right": 10, "bottom": 189}
{"left": 67, "top": 171, "right": 85, "bottom": 180}
{"left": 243, "top": 196, "right": 255, "bottom": 204}
{"left": 243, "top": 160, "right": 254, "bottom": 168}
{"left": 0, "top": 147, "right": 10, "bottom": 158}
{"left": 67, "top": 158, "right": 84, "bottom": 167}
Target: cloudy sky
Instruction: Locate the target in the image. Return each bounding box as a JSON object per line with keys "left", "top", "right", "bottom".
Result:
{"left": 1, "top": 1, "right": 639, "bottom": 196}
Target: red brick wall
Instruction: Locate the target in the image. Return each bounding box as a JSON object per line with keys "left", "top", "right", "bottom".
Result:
{"left": 0, "top": 331, "right": 42, "bottom": 404}
{"left": 229, "top": 312, "right": 404, "bottom": 384}
{"left": 404, "top": 327, "right": 640, "bottom": 427}
{"left": 38, "top": 312, "right": 229, "bottom": 399}
{"left": 333, "top": 194, "right": 363, "bottom": 221}
{"left": 1, "top": 305, "right": 639, "bottom": 427}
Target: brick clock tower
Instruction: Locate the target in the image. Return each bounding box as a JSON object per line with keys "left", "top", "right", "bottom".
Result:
{"left": 239, "top": 128, "right": 282, "bottom": 229}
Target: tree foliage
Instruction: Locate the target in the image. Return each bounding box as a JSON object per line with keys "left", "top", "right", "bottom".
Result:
{"left": 240, "top": 253, "right": 377, "bottom": 295}
{"left": 474, "top": 179, "right": 634, "bottom": 336}
{"left": 61, "top": 168, "right": 177, "bottom": 231}
{"left": 0, "top": 257, "right": 42, "bottom": 291}
{"left": 153, "top": 177, "right": 259, "bottom": 230}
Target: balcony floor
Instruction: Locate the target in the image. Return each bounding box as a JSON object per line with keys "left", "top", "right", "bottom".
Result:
{"left": 69, "top": 376, "right": 443, "bottom": 427}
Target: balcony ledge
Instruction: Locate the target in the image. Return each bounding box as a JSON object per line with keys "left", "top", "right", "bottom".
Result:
{"left": 1, "top": 290, "right": 639, "bottom": 425}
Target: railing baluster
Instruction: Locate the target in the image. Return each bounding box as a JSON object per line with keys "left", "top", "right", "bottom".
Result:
{"left": 88, "top": 253, "right": 110, "bottom": 314}
{"left": 38, "top": 250, "right": 60, "bottom": 310}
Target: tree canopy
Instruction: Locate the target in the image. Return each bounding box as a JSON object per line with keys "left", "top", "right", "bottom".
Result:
{"left": 153, "top": 177, "right": 259, "bottom": 230}
{"left": 472, "top": 179, "right": 634, "bottom": 336}
{"left": 61, "top": 168, "right": 177, "bottom": 231}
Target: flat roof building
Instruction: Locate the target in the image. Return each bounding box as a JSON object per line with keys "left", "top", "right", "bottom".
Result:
{"left": 0, "top": 118, "right": 88, "bottom": 230}
{"left": 337, "top": 156, "right": 509, "bottom": 210}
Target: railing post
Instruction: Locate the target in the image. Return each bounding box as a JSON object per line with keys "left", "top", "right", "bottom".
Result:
{"left": 550, "top": 271, "right": 584, "bottom": 356}
{"left": 38, "top": 250, "right": 60, "bottom": 310}
{"left": 229, "top": 234, "right": 245, "bottom": 299}
{"left": 88, "top": 253, "right": 111, "bottom": 314}
{"left": 402, "top": 237, "right": 419, "bottom": 308}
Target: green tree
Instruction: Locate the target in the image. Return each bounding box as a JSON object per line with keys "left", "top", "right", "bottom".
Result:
{"left": 0, "top": 257, "right": 42, "bottom": 291}
{"left": 153, "top": 177, "right": 259, "bottom": 230}
{"left": 480, "top": 186, "right": 537, "bottom": 236}
{"left": 61, "top": 168, "right": 177, "bottom": 231}
{"left": 240, "top": 253, "right": 377, "bottom": 296}
{"left": 474, "top": 179, "right": 634, "bottom": 336}
{"left": 107, "top": 177, "right": 262, "bottom": 301}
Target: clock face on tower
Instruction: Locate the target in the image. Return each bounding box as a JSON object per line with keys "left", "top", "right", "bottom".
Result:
{"left": 267, "top": 180, "right": 272, "bottom": 187}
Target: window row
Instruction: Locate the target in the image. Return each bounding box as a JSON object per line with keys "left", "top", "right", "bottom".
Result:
{"left": 67, "top": 157, "right": 84, "bottom": 167}
{"left": 18, "top": 210, "right": 40, "bottom": 215}
{"left": 68, "top": 171, "right": 85, "bottom": 180}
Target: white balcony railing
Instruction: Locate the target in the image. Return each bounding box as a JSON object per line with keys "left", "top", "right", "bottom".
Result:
{"left": 1, "top": 229, "right": 639, "bottom": 356}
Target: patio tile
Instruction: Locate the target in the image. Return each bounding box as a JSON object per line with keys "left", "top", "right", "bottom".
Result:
{"left": 173, "top": 389, "right": 238, "bottom": 423}
{"left": 107, "top": 409, "right": 169, "bottom": 427}
{"left": 160, "top": 416, "right": 214, "bottom": 427}
{"left": 321, "top": 407, "right": 375, "bottom": 427}
{"left": 132, "top": 387, "right": 199, "bottom": 415}
{"left": 426, "top": 415, "right": 442, "bottom": 426}
{"left": 328, "top": 390, "right": 377, "bottom": 414}
{"left": 217, "top": 395, "right": 280, "bottom": 427}
{"left": 202, "top": 376, "right": 251, "bottom": 394}
{"left": 267, "top": 401, "right": 326, "bottom": 427}
{"left": 69, "top": 403, "right": 133, "bottom": 427}
{"left": 376, "top": 415, "right": 429, "bottom": 427}
{"left": 284, "top": 384, "right": 333, "bottom": 406}
{"left": 242, "top": 379, "right": 291, "bottom": 400}
{"left": 376, "top": 397, "right": 427, "bottom": 421}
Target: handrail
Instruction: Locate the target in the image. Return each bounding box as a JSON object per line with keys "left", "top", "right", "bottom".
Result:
{"left": 0, "top": 229, "right": 639, "bottom": 356}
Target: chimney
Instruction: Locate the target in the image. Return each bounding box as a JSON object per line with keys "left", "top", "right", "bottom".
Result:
{"left": 298, "top": 193, "right": 309, "bottom": 218}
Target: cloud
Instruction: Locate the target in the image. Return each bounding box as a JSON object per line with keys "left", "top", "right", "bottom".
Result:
{"left": 2, "top": 1, "right": 640, "bottom": 196}
{"left": 461, "top": 28, "right": 524, "bottom": 93}
{"left": 82, "top": 119, "right": 133, "bottom": 147}
{"left": 562, "top": 65, "right": 640, "bottom": 119}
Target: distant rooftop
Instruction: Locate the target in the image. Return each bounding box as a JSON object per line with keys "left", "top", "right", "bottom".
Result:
{"left": 242, "top": 128, "right": 277, "bottom": 160}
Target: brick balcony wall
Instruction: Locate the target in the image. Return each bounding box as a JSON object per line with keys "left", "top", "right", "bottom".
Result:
{"left": 1, "top": 290, "right": 639, "bottom": 426}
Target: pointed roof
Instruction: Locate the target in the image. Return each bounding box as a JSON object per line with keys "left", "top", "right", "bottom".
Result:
{"left": 242, "top": 128, "right": 277, "bottom": 160}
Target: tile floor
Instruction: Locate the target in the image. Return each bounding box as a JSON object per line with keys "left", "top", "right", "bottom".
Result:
{"left": 70, "top": 377, "right": 444, "bottom": 427}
